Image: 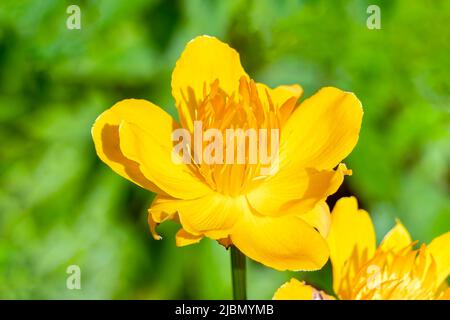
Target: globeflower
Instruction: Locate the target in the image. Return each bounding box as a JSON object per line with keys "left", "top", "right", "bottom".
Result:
{"left": 273, "top": 197, "right": 450, "bottom": 300}
{"left": 91, "top": 35, "right": 362, "bottom": 273}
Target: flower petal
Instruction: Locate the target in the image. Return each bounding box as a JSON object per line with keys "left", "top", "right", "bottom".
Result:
{"left": 428, "top": 231, "right": 450, "bottom": 286}
{"left": 327, "top": 197, "right": 376, "bottom": 295}
{"left": 246, "top": 163, "right": 350, "bottom": 216}
{"left": 149, "top": 193, "right": 243, "bottom": 239}
{"left": 91, "top": 99, "right": 170, "bottom": 193}
{"left": 231, "top": 203, "right": 329, "bottom": 271}
{"left": 147, "top": 200, "right": 178, "bottom": 240}
{"left": 379, "top": 220, "right": 412, "bottom": 253}
{"left": 119, "top": 120, "right": 212, "bottom": 199}
{"left": 148, "top": 213, "right": 162, "bottom": 241}
{"left": 273, "top": 278, "right": 335, "bottom": 300}
{"left": 297, "top": 202, "right": 331, "bottom": 238}
{"left": 256, "top": 83, "right": 303, "bottom": 124}
{"left": 280, "top": 87, "right": 363, "bottom": 170}
{"left": 438, "top": 287, "right": 450, "bottom": 300}
{"left": 270, "top": 84, "right": 303, "bottom": 103}
{"left": 176, "top": 228, "right": 203, "bottom": 247}
{"left": 273, "top": 278, "right": 315, "bottom": 300}
{"left": 148, "top": 195, "right": 178, "bottom": 223}
{"left": 171, "top": 35, "right": 248, "bottom": 130}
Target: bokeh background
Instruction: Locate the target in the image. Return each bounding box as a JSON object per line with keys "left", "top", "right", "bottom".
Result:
{"left": 0, "top": 0, "right": 449, "bottom": 299}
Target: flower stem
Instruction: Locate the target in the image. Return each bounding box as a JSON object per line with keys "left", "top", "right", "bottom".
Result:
{"left": 230, "top": 245, "right": 247, "bottom": 300}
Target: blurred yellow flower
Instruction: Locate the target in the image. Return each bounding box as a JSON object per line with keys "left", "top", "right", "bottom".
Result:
{"left": 274, "top": 197, "right": 450, "bottom": 299}
{"left": 91, "top": 36, "right": 363, "bottom": 271}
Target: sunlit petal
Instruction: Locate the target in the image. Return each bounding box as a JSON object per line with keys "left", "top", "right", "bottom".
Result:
{"left": 379, "top": 220, "right": 412, "bottom": 253}
{"left": 247, "top": 164, "right": 350, "bottom": 216}
{"left": 231, "top": 203, "right": 329, "bottom": 271}
{"left": 119, "top": 121, "right": 211, "bottom": 199}
{"left": 327, "top": 197, "right": 376, "bottom": 294}
{"left": 281, "top": 87, "right": 363, "bottom": 170}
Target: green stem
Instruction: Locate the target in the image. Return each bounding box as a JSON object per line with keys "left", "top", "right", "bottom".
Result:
{"left": 230, "top": 245, "right": 247, "bottom": 300}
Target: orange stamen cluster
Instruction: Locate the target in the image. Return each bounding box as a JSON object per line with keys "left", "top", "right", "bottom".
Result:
{"left": 339, "top": 244, "right": 440, "bottom": 300}
{"left": 177, "top": 76, "right": 296, "bottom": 196}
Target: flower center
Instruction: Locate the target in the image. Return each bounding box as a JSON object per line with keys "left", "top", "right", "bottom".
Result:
{"left": 176, "top": 77, "right": 295, "bottom": 196}
{"left": 343, "top": 245, "right": 439, "bottom": 300}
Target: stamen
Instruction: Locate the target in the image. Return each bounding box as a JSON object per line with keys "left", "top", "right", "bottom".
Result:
{"left": 178, "top": 76, "right": 289, "bottom": 196}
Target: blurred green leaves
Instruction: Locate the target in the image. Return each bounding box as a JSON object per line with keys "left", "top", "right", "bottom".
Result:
{"left": 0, "top": 0, "right": 448, "bottom": 298}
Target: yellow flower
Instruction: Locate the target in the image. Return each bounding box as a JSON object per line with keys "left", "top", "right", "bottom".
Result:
{"left": 91, "top": 36, "right": 363, "bottom": 271}
{"left": 274, "top": 197, "right": 450, "bottom": 299}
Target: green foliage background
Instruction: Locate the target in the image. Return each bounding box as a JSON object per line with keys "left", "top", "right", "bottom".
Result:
{"left": 0, "top": 0, "right": 448, "bottom": 299}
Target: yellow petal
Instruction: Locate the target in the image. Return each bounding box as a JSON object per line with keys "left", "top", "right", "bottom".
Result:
{"left": 280, "top": 87, "right": 363, "bottom": 170}
{"left": 91, "top": 99, "right": 170, "bottom": 194}
{"left": 176, "top": 228, "right": 203, "bottom": 247}
{"left": 438, "top": 287, "right": 450, "bottom": 300}
{"left": 149, "top": 200, "right": 204, "bottom": 246}
{"left": 149, "top": 193, "right": 242, "bottom": 239}
{"left": 246, "top": 163, "right": 349, "bottom": 217}
{"left": 272, "top": 84, "right": 303, "bottom": 102}
{"left": 428, "top": 231, "right": 450, "bottom": 286}
{"left": 379, "top": 219, "right": 412, "bottom": 253}
{"left": 257, "top": 83, "right": 303, "bottom": 104}
{"left": 230, "top": 204, "right": 329, "bottom": 271}
{"left": 147, "top": 201, "right": 178, "bottom": 240}
{"left": 148, "top": 195, "right": 178, "bottom": 223}
{"left": 256, "top": 83, "right": 303, "bottom": 121}
{"left": 273, "top": 278, "right": 335, "bottom": 300}
{"left": 148, "top": 213, "right": 162, "bottom": 241}
{"left": 273, "top": 278, "right": 315, "bottom": 300}
{"left": 171, "top": 35, "right": 248, "bottom": 130}
{"left": 119, "top": 121, "right": 212, "bottom": 199}
{"left": 298, "top": 202, "right": 331, "bottom": 238}
{"left": 327, "top": 196, "right": 376, "bottom": 295}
